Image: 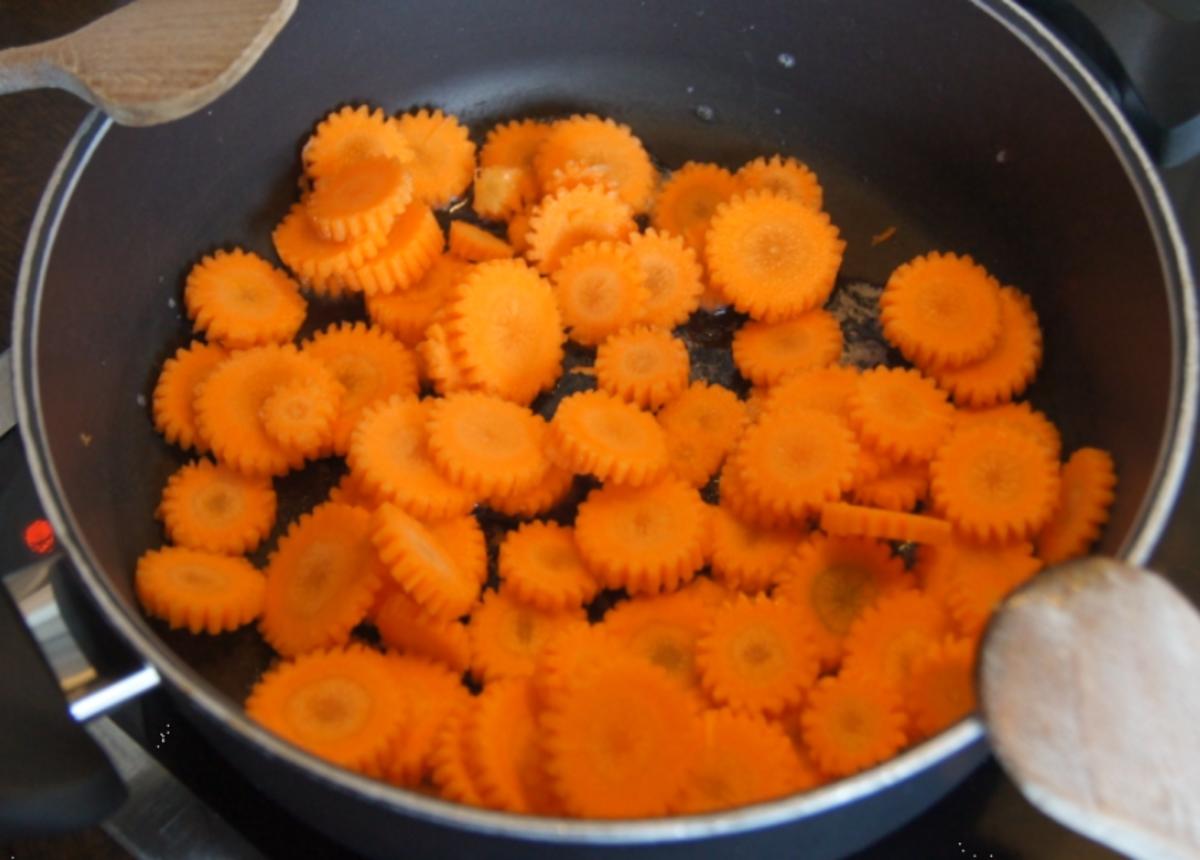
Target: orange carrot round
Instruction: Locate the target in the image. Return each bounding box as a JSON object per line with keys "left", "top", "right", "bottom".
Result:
{"left": 548, "top": 390, "right": 670, "bottom": 486}
{"left": 732, "top": 310, "right": 844, "bottom": 386}
{"left": 552, "top": 240, "right": 648, "bottom": 346}
{"left": 594, "top": 325, "right": 690, "bottom": 409}
{"left": 185, "top": 249, "right": 307, "bottom": 348}
{"left": 157, "top": 459, "right": 276, "bottom": 555}
{"left": 395, "top": 108, "right": 476, "bottom": 208}
{"left": 135, "top": 546, "right": 265, "bottom": 634}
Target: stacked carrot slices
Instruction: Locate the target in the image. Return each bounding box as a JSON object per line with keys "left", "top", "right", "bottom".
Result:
{"left": 137, "top": 104, "right": 1119, "bottom": 819}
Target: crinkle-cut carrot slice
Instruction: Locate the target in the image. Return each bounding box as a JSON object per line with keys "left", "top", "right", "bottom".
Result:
{"left": 304, "top": 156, "right": 413, "bottom": 242}
{"left": 271, "top": 203, "right": 384, "bottom": 293}
{"left": 245, "top": 645, "right": 403, "bottom": 774}
{"left": 761, "top": 365, "right": 861, "bottom": 422}
{"left": 430, "top": 705, "right": 485, "bottom": 806}
{"left": 417, "top": 322, "right": 474, "bottom": 396}
{"left": 532, "top": 624, "right": 618, "bottom": 706}
{"left": 552, "top": 240, "right": 648, "bottom": 346}
{"left": 841, "top": 590, "right": 952, "bottom": 691}
{"left": 705, "top": 191, "right": 845, "bottom": 322}
{"left": 601, "top": 590, "right": 715, "bottom": 691}
{"left": 379, "top": 654, "right": 470, "bottom": 786}
{"left": 426, "top": 393, "right": 551, "bottom": 496}
{"left": 903, "top": 637, "right": 976, "bottom": 741}
{"left": 485, "top": 463, "right": 575, "bottom": 519}
{"left": 302, "top": 104, "right": 414, "bottom": 181}
{"left": 185, "top": 249, "right": 307, "bottom": 348}
{"left": 195, "top": 344, "right": 335, "bottom": 477}
{"left": 540, "top": 656, "right": 702, "bottom": 818}
{"left": 395, "top": 108, "right": 477, "bottom": 208}
{"left": 930, "top": 286, "right": 1042, "bottom": 407}
{"left": 259, "top": 376, "right": 341, "bottom": 459}
{"left": 955, "top": 401, "right": 1062, "bottom": 461}
{"left": 880, "top": 251, "right": 1005, "bottom": 369}
{"left": 574, "top": 480, "right": 708, "bottom": 594}
{"left": 304, "top": 321, "right": 419, "bottom": 455}
{"left": 152, "top": 340, "right": 229, "bottom": 452}
{"left": 135, "top": 546, "right": 265, "bottom": 634}
{"left": 259, "top": 503, "right": 385, "bottom": 656}
{"left": 851, "top": 456, "right": 930, "bottom": 513}
{"left": 627, "top": 228, "right": 705, "bottom": 328}
{"left": 594, "top": 326, "right": 690, "bottom": 409}
{"left": 328, "top": 469, "right": 386, "bottom": 511}
{"left": 929, "top": 425, "right": 1061, "bottom": 542}
{"left": 448, "top": 221, "right": 514, "bottom": 262}
{"left": 729, "top": 404, "right": 859, "bottom": 521}
{"left": 472, "top": 166, "right": 530, "bottom": 221}
{"left": 534, "top": 114, "right": 656, "bottom": 213}
{"left": 480, "top": 118, "right": 550, "bottom": 200}
{"left": 732, "top": 311, "right": 843, "bottom": 387}
{"left": 651, "top": 162, "right": 741, "bottom": 255}
{"left": 425, "top": 514, "right": 488, "bottom": 587}
{"left": 717, "top": 457, "right": 793, "bottom": 529}
{"left": 365, "top": 254, "right": 471, "bottom": 346}
{"left": 498, "top": 521, "right": 599, "bottom": 611}
{"left": 848, "top": 366, "right": 956, "bottom": 464}
{"left": 507, "top": 208, "right": 533, "bottom": 255}
{"left": 443, "top": 259, "right": 565, "bottom": 404}
{"left": 371, "top": 503, "right": 479, "bottom": 621}
{"left": 696, "top": 594, "right": 820, "bottom": 716}
{"left": 657, "top": 381, "right": 748, "bottom": 488}
{"left": 708, "top": 504, "right": 806, "bottom": 594}
{"left": 525, "top": 185, "right": 637, "bottom": 273}
{"left": 820, "top": 502, "right": 952, "bottom": 545}
{"left": 157, "top": 459, "right": 276, "bottom": 555}
{"left": 736, "top": 155, "right": 824, "bottom": 211}
{"left": 548, "top": 390, "right": 670, "bottom": 486}
{"left": 774, "top": 535, "right": 914, "bottom": 671}
{"left": 800, "top": 671, "right": 907, "bottom": 778}
{"left": 676, "top": 709, "right": 807, "bottom": 814}
{"left": 374, "top": 589, "right": 470, "bottom": 673}
{"left": 464, "top": 679, "right": 561, "bottom": 814}
{"left": 348, "top": 396, "right": 477, "bottom": 520}
{"left": 340, "top": 201, "right": 443, "bottom": 295}
{"left": 467, "top": 588, "right": 586, "bottom": 683}
{"left": 944, "top": 539, "right": 1042, "bottom": 637}
{"left": 1036, "top": 447, "right": 1117, "bottom": 565}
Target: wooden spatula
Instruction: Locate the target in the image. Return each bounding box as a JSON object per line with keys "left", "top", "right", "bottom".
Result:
{"left": 979, "top": 557, "right": 1200, "bottom": 860}
{"left": 0, "top": 0, "right": 296, "bottom": 126}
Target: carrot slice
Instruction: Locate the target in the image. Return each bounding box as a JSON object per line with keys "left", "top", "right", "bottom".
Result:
{"left": 479, "top": 118, "right": 550, "bottom": 203}
{"left": 259, "top": 376, "right": 341, "bottom": 459}
{"left": 1036, "top": 448, "right": 1118, "bottom": 565}
{"left": 427, "top": 514, "right": 489, "bottom": 587}
{"left": 467, "top": 588, "right": 586, "bottom": 683}
{"left": 259, "top": 502, "right": 384, "bottom": 653}
{"left": 485, "top": 463, "right": 576, "bottom": 518}
{"left": 705, "top": 191, "right": 845, "bottom": 322}
{"left": 417, "top": 322, "right": 474, "bottom": 396}
{"left": 841, "top": 591, "right": 952, "bottom": 690}
{"left": 626, "top": 228, "right": 705, "bottom": 328}
{"left": 696, "top": 594, "right": 820, "bottom": 716}
{"left": 774, "top": 535, "right": 913, "bottom": 671}
{"left": 426, "top": 392, "right": 551, "bottom": 496}
{"left": 955, "top": 401, "right": 1062, "bottom": 461}
{"left": 498, "top": 521, "right": 600, "bottom": 611}
{"left": 340, "top": 201, "right": 443, "bottom": 294}
{"left": 573, "top": 479, "right": 708, "bottom": 594}
{"left": 929, "top": 425, "right": 1061, "bottom": 542}
{"left": 601, "top": 590, "right": 714, "bottom": 691}
{"left": 245, "top": 645, "right": 403, "bottom": 773}
{"left": 848, "top": 367, "right": 956, "bottom": 464}
{"left": 594, "top": 325, "right": 690, "bottom": 409}
{"left": 157, "top": 459, "right": 276, "bottom": 555}
{"left": 540, "top": 656, "right": 702, "bottom": 818}
{"left": 379, "top": 655, "right": 470, "bottom": 786}
{"left": 717, "top": 456, "right": 791, "bottom": 529}
{"left": 302, "top": 104, "right": 414, "bottom": 181}
{"left": 903, "top": 637, "right": 976, "bottom": 740}
{"left": 271, "top": 203, "right": 385, "bottom": 294}
{"left": 732, "top": 310, "right": 844, "bottom": 386}
{"left": 371, "top": 503, "right": 479, "bottom": 621}
{"left": 552, "top": 240, "right": 648, "bottom": 346}
{"left": 430, "top": 705, "right": 486, "bottom": 806}
{"left": 365, "top": 254, "right": 471, "bottom": 346}
{"left": 304, "top": 156, "right": 413, "bottom": 242}
{"left": 443, "top": 259, "right": 565, "bottom": 404}
{"left": 448, "top": 221, "right": 514, "bottom": 262}
{"left": 851, "top": 457, "right": 930, "bottom": 513}
{"left": 152, "top": 340, "right": 229, "bottom": 452}
{"left": 472, "top": 166, "right": 530, "bottom": 221}
{"left": 651, "top": 162, "right": 741, "bottom": 254}
{"left": 676, "top": 709, "right": 807, "bottom": 813}
{"left": 820, "top": 503, "right": 952, "bottom": 545}
{"left": 464, "top": 679, "right": 560, "bottom": 814}
{"left": 930, "top": 286, "right": 1042, "bottom": 406}
{"left": 535, "top": 114, "right": 656, "bottom": 213}
{"left": 394, "top": 108, "right": 477, "bottom": 207}
{"left": 548, "top": 390, "right": 670, "bottom": 486}
{"left": 943, "top": 539, "right": 1042, "bottom": 636}
{"left": 736, "top": 155, "right": 824, "bottom": 210}
{"left": 879, "top": 251, "right": 1004, "bottom": 369}
{"left": 184, "top": 249, "right": 307, "bottom": 348}
{"left": 135, "top": 546, "right": 265, "bottom": 634}
{"left": 708, "top": 504, "right": 806, "bottom": 594}
{"left": 800, "top": 671, "right": 907, "bottom": 778}
{"left": 760, "top": 365, "right": 860, "bottom": 422}
{"left": 525, "top": 185, "right": 638, "bottom": 273}
{"left": 374, "top": 589, "right": 470, "bottom": 673}
{"left": 657, "top": 381, "right": 749, "bottom": 488}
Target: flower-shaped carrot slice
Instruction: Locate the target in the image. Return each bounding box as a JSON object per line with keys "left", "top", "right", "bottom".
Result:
{"left": 448, "top": 221, "right": 514, "bottom": 262}
{"left": 902, "top": 637, "right": 976, "bottom": 741}
{"left": 365, "top": 254, "right": 471, "bottom": 346}
{"left": 259, "top": 503, "right": 385, "bottom": 656}
{"left": 849, "top": 366, "right": 956, "bottom": 464}
{"left": 472, "top": 166, "right": 529, "bottom": 221}
{"left": 651, "top": 162, "right": 741, "bottom": 255}
{"left": 302, "top": 104, "right": 413, "bottom": 181}
{"left": 430, "top": 705, "right": 485, "bottom": 806}
{"left": 525, "top": 185, "right": 637, "bottom": 273}
{"left": 1036, "top": 447, "right": 1117, "bottom": 565}
{"left": 534, "top": 114, "right": 656, "bottom": 213}
{"left": 800, "top": 671, "right": 907, "bottom": 778}
{"left": 467, "top": 589, "right": 586, "bottom": 683}
{"left": 485, "top": 463, "right": 576, "bottom": 519}
{"left": 820, "top": 502, "right": 952, "bottom": 545}
{"left": 426, "top": 392, "right": 551, "bottom": 496}
{"left": 548, "top": 390, "right": 670, "bottom": 486}
{"left": 627, "top": 228, "right": 705, "bottom": 328}
{"left": 379, "top": 654, "right": 470, "bottom": 786}
{"left": 304, "top": 156, "right": 413, "bottom": 242}
{"left": 371, "top": 503, "right": 479, "bottom": 621}
{"left": 395, "top": 108, "right": 477, "bottom": 208}
{"left": 851, "top": 455, "right": 930, "bottom": 513}
{"left": 708, "top": 504, "right": 806, "bottom": 594}
{"left": 944, "top": 539, "right": 1042, "bottom": 636}
{"left": 574, "top": 479, "right": 708, "bottom": 594}
{"left": 552, "top": 240, "right": 648, "bottom": 346}
{"left": 705, "top": 191, "right": 845, "bottom": 322}
{"left": 259, "top": 376, "right": 341, "bottom": 460}
{"left": 601, "top": 590, "right": 715, "bottom": 691}
{"left": 594, "top": 325, "right": 690, "bottom": 409}
{"left": 417, "top": 321, "right": 475, "bottom": 397}
{"left": 732, "top": 310, "right": 844, "bottom": 387}
{"left": 479, "top": 118, "right": 550, "bottom": 205}
{"left": 271, "top": 202, "right": 385, "bottom": 294}
{"left": 374, "top": 589, "right": 470, "bottom": 673}
{"left": 841, "top": 590, "right": 951, "bottom": 690}
{"left": 157, "top": 459, "right": 276, "bottom": 555}
{"left": 736, "top": 155, "right": 824, "bottom": 210}
{"left": 657, "top": 381, "right": 748, "bottom": 488}
{"left": 341, "top": 201, "right": 443, "bottom": 295}
{"left": 135, "top": 546, "right": 265, "bottom": 634}
{"left": 717, "top": 456, "right": 791, "bottom": 529}
{"left": 879, "top": 251, "right": 1004, "bottom": 369}
{"left": 955, "top": 401, "right": 1062, "bottom": 461}
{"left": 760, "top": 365, "right": 861, "bottom": 422}
{"left": 152, "top": 340, "right": 229, "bottom": 452}
{"left": 498, "top": 521, "right": 600, "bottom": 611}
{"left": 185, "top": 248, "right": 307, "bottom": 348}
{"left": 245, "top": 645, "right": 403, "bottom": 774}
{"left": 464, "top": 679, "right": 561, "bottom": 814}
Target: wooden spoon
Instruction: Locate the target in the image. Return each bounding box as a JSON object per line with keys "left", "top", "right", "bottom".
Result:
{"left": 979, "top": 557, "right": 1200, "bottom": 860}
{"left": 0, "top": 0, "right": 296, "bottom": 126}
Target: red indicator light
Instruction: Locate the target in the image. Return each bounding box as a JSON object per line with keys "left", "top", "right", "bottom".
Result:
{"left": 24, "top": 519, "right": 55, "bottom": 555}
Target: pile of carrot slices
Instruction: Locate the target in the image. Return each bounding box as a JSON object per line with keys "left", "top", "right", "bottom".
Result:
{"left": 138, "top": 105, "right": 1118, "bottom": 818}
